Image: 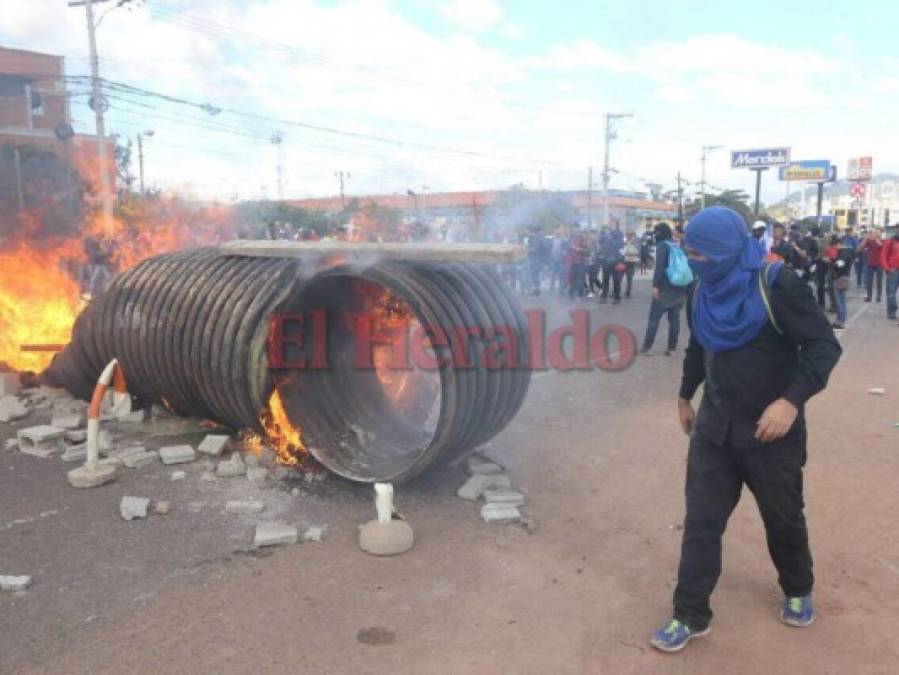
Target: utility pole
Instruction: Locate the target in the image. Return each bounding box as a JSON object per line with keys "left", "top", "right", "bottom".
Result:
{"left": 70, "top": 0, "right": 115, "bottom": 234}
{"left": 700, "top": 144, "right": 723, "bottom": 210}
{"left": 675, "top": 172, "right": 689, "bottom": 226}
{"left": 271, "top": 133, "right": 285, "bottom": 201}
{"left": 136, "top": 129, "right": 153, "bottom": 195}
{"left": 12, "top": 147, "right": 25, "bottom": 213}
{"left": 602, "top": 112, "right": 633, "bottom": 229}
{"left": 587, "top": 166, "right": 593, "bottom": 229}
{"left": 335, "top": 171, "right": 350, "bottom": 208}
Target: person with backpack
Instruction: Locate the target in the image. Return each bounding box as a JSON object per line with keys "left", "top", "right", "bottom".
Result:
{"left": 649, "top": 207, "right": 841, "bottom": 654}
{"left": 640, "top": 222, "right": 691, "bottom": 355}
{"left": 882, "top": 229, "right": 899, "bottom": 321}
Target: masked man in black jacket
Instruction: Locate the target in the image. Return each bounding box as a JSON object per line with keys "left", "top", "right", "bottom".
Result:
{"left": 649, "top": 207, "right": 841, "bottom": 653}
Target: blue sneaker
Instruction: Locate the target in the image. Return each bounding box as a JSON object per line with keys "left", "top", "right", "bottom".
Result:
{"left": 649, "top": 618, "right": 710, "bottom": 653}
{"left": 780, "top": 595, "right": 814, "bottom": 627}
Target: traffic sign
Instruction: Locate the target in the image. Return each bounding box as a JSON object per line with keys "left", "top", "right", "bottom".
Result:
{"left": 848, "top": 157, "right": 873, "bottom": 181}
{"left": 778, "top": 160, "right": 831, "bottom": 181}
{"left": 850, "top": 183, "right": 866, "bottom": 199}
{"left": 731, "top": 147, "right": 791, "bottom": 169}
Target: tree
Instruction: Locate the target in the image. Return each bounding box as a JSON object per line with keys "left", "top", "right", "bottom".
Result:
{"left": 684, "top": 189, "right": 753, "bottom": 225}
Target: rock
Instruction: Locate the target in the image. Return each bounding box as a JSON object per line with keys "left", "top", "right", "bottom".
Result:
{"left": 60, "top": 444, "right": 88, "bottom": 462}
{"left": 5, "top": 438, "right": 18, "bottom": 452}
{"left": 49, "top": 414, "right": 85, "bottom": 430}
{"left": 253, "top": 522, "right": 298, "bottom": 547}
{"left": 868, "top": 387, "right": 886, "bottom": 395}
{"left": 215, "top": 453, "right": 246, "bottom": 478}
{"left": 359, "top": 519, "right": 414, "bottom": 556}
{"left": 17, "top": 425, "right": 66, "bottom": 457}
{"left": 480, "top": 503, "right": 521, "bottom": 524}
{"left": 466, "top": 454, "right": 504, "bottom": 476}
{"left": 120, "top": 496, "right": 151, "bottom": 521}
{"left": 0, "top": 372, "right": 21, "bottom": 397}
{"left": 170, "top": 470, "right": 186, "bottom": 481}
{"left": 0, "top": 395, "right": 30, "bottom": 423}
{"left": 303, "top": 526, "right": 325, "bottom": 542}
{"left": 0, "top": 575, "right": 31, "bottom": 592}
{"left": 198, "top": 434, "right": 230, "bottom": 456}
{"left": 482, "top": 488, "right": 525, "bottom": 507}
{"left": 200, "top": 470, "right": 218, "bottom": 482}
{"left": 153, "top": 501, "right": 171, "bottom": 515}
{"left": 158, "top": 445, "right": 197, "bottom": 465}
{"left": 65, "top": 430, "right": 87, "bottom": 444}
{"left": 225, "top": 500, "right": 265, "bottom": 515}
{"left": 121, "top": 449, "right": 158, "bottom": 469}
{"left": 246, "top": 466, "right": 269, "bottom": 484}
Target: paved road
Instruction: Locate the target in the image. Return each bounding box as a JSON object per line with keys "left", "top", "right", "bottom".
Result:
{"left": 2, "top": 273, "right": 898, "bottom": 674}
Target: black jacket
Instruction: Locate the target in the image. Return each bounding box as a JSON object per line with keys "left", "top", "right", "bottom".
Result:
{"left": 680, "top": 266, "right": 841, "bottom": 448}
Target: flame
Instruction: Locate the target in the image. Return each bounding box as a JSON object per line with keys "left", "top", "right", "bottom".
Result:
{"left": 259, "top": 388, "right": 304, "bottom": 466}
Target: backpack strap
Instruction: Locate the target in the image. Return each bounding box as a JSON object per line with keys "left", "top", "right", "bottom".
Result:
{"left": 758, "top": 262, "right": 783, "bottom": 335}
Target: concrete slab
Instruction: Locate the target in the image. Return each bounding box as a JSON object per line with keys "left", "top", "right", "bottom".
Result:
{"left": 253, "top": 522, "right": 298, "bottom": 547}
{"left": 216, "top": 453, "right": 246, "bottom": 478}
{"left": 120, "top": 496, "right": 151, "bottom": 521}
{"left": 120, "top": 449, "right": 158, "bottom": 469}
{"left": 219, "top": 240, "right": 526, "bottom": 263}
{"left": 480, "top": 503, "right": 521, "bottom": 524}
{"left": 457, "top": 474, "right": 510, "bottom": 500}
{"left": 482, "top": 489, "right": 525, "bottom": 507}
{"left": 60, "top": 445, "right": 88, "bottom": 462}
{"left": 50, "top": 414, "right": 85, "bottom": 430}
{"left": 0, "top": 575, "right": 32, "bottom": 592}
{"left": 466, "top": 455, "right": 504, "bottom": 476}
{"left": 303, "top": 526, "right": 325, "bottom": 542}
{"left": 65, "top": 430, "right": 87, "bottom": 443}
{"left": 197, "top": 435, "right": 230, "bottom": 456}
{"left": 158, "top": 445, "right": 197, "bottom": 465}
{"left": 225, "top": 500, "right": 265, "bottom": 515}
{"left": 0, "top": 396, "right": 30, "bottom": 423}
{"left": 17, "top": 425, "right": 66, "bottom": 458}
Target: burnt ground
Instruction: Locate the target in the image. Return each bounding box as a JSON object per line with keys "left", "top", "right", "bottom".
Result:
{"left": 2, "top": 274, "right": 899, "bottom": 675}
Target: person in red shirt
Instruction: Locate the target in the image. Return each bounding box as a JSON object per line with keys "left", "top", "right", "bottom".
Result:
{"left": 882, "top": 230, "right": 899, "bottom": 321}
{"left": 858, "top": 228, "right": 884, "bottom": 303}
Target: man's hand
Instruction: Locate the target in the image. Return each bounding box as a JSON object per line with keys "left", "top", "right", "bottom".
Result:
{"left": 755, "top": 398, "right": 798, "bottom": 443}
{"left": 652, "top": 286, "right": 661, "bottom": 301}
{"left": 677, "top": 397, "right": 695, "bottom": 435}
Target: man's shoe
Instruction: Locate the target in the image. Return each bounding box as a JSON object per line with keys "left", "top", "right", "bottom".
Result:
{"left": 780, "top": 595, "right": 814, "bottom": 627}
{"left": 650, "top": 618, "right": 709, "bottom": 653}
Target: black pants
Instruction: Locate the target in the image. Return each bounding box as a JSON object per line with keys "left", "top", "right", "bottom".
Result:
{"left": 815, "top": 264, "right": 827, "bottom": 307}
{"left": 642, "top": 300, "right": 681, "bottom": 351}
{"left": 866, "top": 265, "right": 883, "bottom": 302}
{"left": 600, "top": 262, "right": 622, "bottom": 300}
{"left": 569, "top": 263, "right": 585, "bottom": 298}
{"left": 673, "top": 431, "right": 813, "bottom": 631}
{"left": 587, "top": 263, "right": 601, "bottom": 294}
{"left": 624, "top": 262, "right": 636, "bottom": 297}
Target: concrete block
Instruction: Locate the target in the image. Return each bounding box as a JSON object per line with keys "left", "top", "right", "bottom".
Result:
{"left": 198, "top": 434, "right": 230, "bottom": 456}
{"left": 158, "top": 445, "right": 197, "bottom": 465}
{"left": 246, "top": 466, "right": 269, "bottom": 484}
{"left": 60, "top": 444, "right": 88, "bottom": 462}
{"left": 50, "top": 414, "right": 85, "bottom": 430}
{"left": 170, "top": 470, "right": 186, "bottom": 481}
{"left": 480, "top": 503, "right": 521, "bottom": 524}
{"left": 52, "top": 398, "right": 87, "bottom": 418}
{"left": 0, "top": 575, "right": 32, "bottom": 592}
{"left": 457, "top": 474, "right": 494, "bottom": 501}
{"left": 253, "top": 522, "right": 298, "bottom": 547}
{"left": 65, "top": 430, "right": 87, "bottom": 444}
{"left": 120, "top": 496, "right": 151, "bottom": 521}
{"left": 466, "top": 455, "right": 504, "bottom": 476}
{"left": 0, "top": 372, "right": 21, "bottom": 397}
{"left": 483, "top": 489, "right": 525, "bottom": 507}
{"left": 0, "top": 396, "right": 30, "bottom": 423}
{"left": 120, "top": 449, "right": 158, "bottom": 469}
{"left": 17, "top": 425, "right": 66, "bottom": 457}
{"left": 215, "top": 452, "right": 246, "bottom": 478}
{"left": 5, "top": 438, "right": 18, "bottom": 452}
{"left": 225, "top": 500, "right": 265, "bottom": 515}
{"left": 303, "top": 526, "right": 325, "bottom": 542}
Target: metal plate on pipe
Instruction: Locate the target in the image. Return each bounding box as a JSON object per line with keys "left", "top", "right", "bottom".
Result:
{"left": 217, "top": 240, "right": 526, "bottom": 263}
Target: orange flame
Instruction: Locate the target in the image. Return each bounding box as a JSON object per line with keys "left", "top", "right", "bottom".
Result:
{"left": 259, "top": 388, "right": 304, "bottom": 466}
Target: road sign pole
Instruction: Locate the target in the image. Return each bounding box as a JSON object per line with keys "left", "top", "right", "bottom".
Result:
{"left": 816, "top": 182, "right": 824, "bottom": 230}
{"left": 752, "top": 167, "right": 767, "bottom": 217}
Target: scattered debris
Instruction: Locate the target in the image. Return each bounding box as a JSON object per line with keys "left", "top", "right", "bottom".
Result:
{"left": 482, "top": 488, "right": 525, "bottom": 507}
{"left": 158, "top": 445, "right": 197, "bottom": 465}
{"left": 253, "top": 522, "right": 298, "bottom": 547}
{"left": 225, "top": 500, "right": 265, "bottom": 515}
{"left": 246, "top": 466, "right": 269, "bottom": 484}
{"left": 868, "top": 387, "right": 886, "bottom": 395}
{"left": 0, "top": 575, "right": 32, "bottom": 592}
{"left": 466, "top": 454, "right": 504, "bottom": 476}
{"left": 17, "top": 425, "right": 66, "bottom": 458}
{"left": 0, "top": 396, "right": 30, "bottom": 423}
{"left": 198, "top": 434, "right": 230, "bottom": 456}
{"left": 215, "top": 452, "right": 246, "bottom": 478}
{"left": 0, "top": 372, "right": 21, "bottom": 397}
{"left": 356, "top": 626, "right": 396, "bottom": 646}
{"left": 60, "top": 444, "right": 88, "bottom": 463}
{"left": 170, "top": 470, "right": 187, "bottom": 481}
{"left": 120, "top": 496, "right": 151, "bottom": 521}
{"left": 65, "top": 430, "right": 87, "bottom": 444}
{"left": 49, "top": 413, "right": 85, "bottom": 430}
{"left": 480, "top": 503, "right": 521, "bottom": 524}
{"left": 120, "top": 449, "right": 159, "bottom": 469}
{"left": 303, "top": 526, "right": 325, "bottom": 542}
{"left": 457, "top": 473, "right": 511, "bottom": 501}
{"left": 153, "top": 500, "right": 171, "bottom": 515}
{"left": 519, "top": 517, "right": 538, "bottom": 535}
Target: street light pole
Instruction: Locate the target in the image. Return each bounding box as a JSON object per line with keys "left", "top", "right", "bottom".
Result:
{"left": 700, "top": 144, "right": 723, "bottom": 210}
{"left": 602, "top": 112, "right": 634, "bottom": 228}
{"left": 136, "top": 130, "right": 153, "bottom": 195}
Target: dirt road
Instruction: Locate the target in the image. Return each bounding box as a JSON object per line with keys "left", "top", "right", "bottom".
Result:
{"left": 2, "top": 275, "right": 898, "bottom": 674}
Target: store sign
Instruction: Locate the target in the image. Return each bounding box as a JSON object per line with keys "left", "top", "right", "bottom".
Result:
{"left": 730, "top": 147, "right": 791, "bottom": 169}
{"left": 778, "top": 160, "right": 831, "bottom": 181}
{"left": 847, "top": 157, "right": 873, "bottom": 181}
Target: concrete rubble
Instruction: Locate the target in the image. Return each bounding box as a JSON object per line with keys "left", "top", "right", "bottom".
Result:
{"left": 153, "top": 501, "right": 171, "bottom": 515}
{"left": 303, "top": 526, "right": 325, "bottom": 542}
{"left": 120, "top": 496, "right": 151, "bottom": 521}
{"left": 246, "top": 466, "right": 269, "bottom": 484}
{"left": 482, "top": 488, "right": 525, "bottom": 507}
{"left": 158, "top": 445, "right": 197, "bottom": 465}
{"left": 65, "top": 430, "right": 87, "bottom": 443}
{"left": 0, "top": 372, "right": 21, "bottom": 397}
{"left": 17, "top": 425, "right": 67, "bottom": 458}
{"left": 170, "top": 470, "right": 186, "bottom": 481}
{"left": 457, "top": 473, "right": 512, "bottom": 501}
{"left": 119, "top": 448, "right": 159, "bottom": 469}
{"left": 215, "top": 452, "right": 246, "bottom": 478}
{"left": 0, "top": 395, "right": 30, "bottom": 423}
{"left": 60, "top": 444, "right": 88, "bottom": 463}
{"left": 198, "top": 434, "right": 230, "bottom": 456}
{"left": 253, "top": 522, "right": 298, "bottom": 547}
{"left": 49, "top": 414, "right": 85, "bottom": 430}
{"left": 466, "top": 454, "right": 504, "bottom": 476}
{"left": 480, "top": 503, "right": 522, "bottom": 524}
{"left": 0, "top": 575, "right": 32, "bottom": 592}
{"left": 225, "top": 500, "right": 265, "bottom": 515}
{"left": 5, "top": 438, "right": 19, "bottom": 452}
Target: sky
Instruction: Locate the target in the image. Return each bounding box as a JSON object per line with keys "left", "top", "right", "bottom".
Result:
{"left": 2, "top": 0, "right": 898, "bottom": 203}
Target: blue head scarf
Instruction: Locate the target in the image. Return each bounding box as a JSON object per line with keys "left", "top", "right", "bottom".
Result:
{"left": 684, "top": 207, "right": 766, "bottom": 352}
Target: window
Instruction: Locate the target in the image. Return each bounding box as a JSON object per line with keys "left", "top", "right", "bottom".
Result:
{"left": 31, "top": 91, "right": 44, "bottom": 116}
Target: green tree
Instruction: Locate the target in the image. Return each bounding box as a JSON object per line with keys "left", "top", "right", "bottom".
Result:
{"left": 684, "top": 189, "right": 753, "bottom": 225}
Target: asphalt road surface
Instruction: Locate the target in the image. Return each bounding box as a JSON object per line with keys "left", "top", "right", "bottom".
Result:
{"left": 2, "top": 272, "right": 898, "bottom": 674}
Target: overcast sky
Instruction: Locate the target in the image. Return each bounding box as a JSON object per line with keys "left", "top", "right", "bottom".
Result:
{"left": 2, "top": 0, "right": 897, "bottom": 203}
